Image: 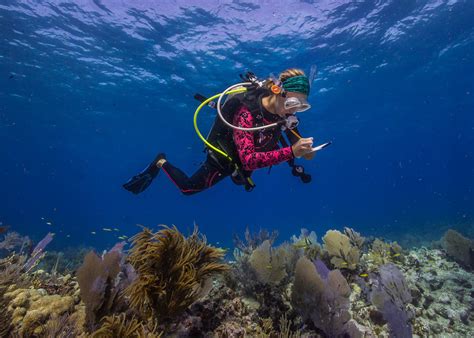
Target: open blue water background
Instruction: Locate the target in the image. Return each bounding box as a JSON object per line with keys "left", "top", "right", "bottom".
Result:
{"left": 1, "top": 0, "right": 473, "bottom": 251}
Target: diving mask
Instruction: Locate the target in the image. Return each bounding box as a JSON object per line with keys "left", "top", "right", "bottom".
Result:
{"left": 284, "top": 96, "right": 311, "bottom": 112}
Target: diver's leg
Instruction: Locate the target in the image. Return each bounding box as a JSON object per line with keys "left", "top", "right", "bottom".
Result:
{"left": 160, "top": 158, "right": 227, "bottom": 195}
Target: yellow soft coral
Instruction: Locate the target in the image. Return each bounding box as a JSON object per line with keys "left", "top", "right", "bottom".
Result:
{"left": 363, "top": 239, "right": 403, "bottom": 270}
{"left": 125, "top": 225, "right": 229, "bottom": 323}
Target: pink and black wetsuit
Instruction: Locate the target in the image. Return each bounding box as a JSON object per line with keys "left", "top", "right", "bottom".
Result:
{"left": 161, "top": 100, "right": 299, "bottom": 195}
{"left": 232, "top": 105, "right": 294, "bottom": 171}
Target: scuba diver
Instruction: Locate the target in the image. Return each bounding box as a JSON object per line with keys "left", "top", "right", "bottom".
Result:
{"left": 123, "top": 68, "right": 330, "bottom": 196}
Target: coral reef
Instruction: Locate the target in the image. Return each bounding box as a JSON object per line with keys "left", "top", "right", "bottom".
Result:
{"left": 403, "top": 247, "right": 473, "bottom": 336}
{"left": 0, "top": 225, "right": 472, "bottom": 337}
{"left": 0, "top": 231, "right": 31, "bottom": 254}
{"left": 233, "top": 226, "right": 279, "bottom": 255}
{"left": 40, "top": 246, "right": 94, "bottom": 274}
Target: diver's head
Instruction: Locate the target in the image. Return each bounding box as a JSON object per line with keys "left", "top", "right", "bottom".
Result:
{"left": 263, "top": 68, "right": 311, "bottom": 118}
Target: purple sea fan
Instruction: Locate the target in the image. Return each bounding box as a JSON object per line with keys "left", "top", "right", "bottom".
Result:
{"left": 291, "top": 257, "right": 352, "bottom": 336}
{"left": 370, "top": 263, "right": 412, "bottom": 338}
{"left": 23, "top": 232, "right": 54, "bottom": 272}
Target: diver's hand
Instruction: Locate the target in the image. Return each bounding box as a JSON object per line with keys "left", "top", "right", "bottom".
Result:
{"left": 303, "top": 151, "right": 316, "bottom": 160}
{"left": 291, "top": 137, "right": 313, "bottom": 158}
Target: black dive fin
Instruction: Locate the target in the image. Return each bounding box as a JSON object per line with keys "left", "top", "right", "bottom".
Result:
{"left": 123, "top": 153, "right": 166, "bottom": 194}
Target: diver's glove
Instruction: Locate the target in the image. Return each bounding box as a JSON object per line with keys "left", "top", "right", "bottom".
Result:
{"left": 123, "top": 153, "right": 166, "bottom": 194}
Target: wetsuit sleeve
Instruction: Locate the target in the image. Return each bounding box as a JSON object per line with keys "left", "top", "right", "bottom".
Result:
{"left": 233, "top": 106, "right": 294, "bottom": 171}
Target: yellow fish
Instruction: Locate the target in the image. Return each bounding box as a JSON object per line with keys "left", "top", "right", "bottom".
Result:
{"left": 118, "top": 236, "right": 127, "bottom": 240}
{"left": 392, "top": 253, "right": 401, "bottom": 258}
{"left": 266, "top": 265, "right": 272, "bottom": 269}
{"left": 292, "top": 237, "right": 312, "bottom": 249}
{"left": 102, "top": 228, "right": 112, "bottom": 232}
{"left": 359, "top": 273, "right": 369, "bottom": 278}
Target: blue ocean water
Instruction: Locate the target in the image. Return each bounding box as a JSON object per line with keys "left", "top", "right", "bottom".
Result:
{"left": 1, "top": 0, "right": 473, "bottom": 252}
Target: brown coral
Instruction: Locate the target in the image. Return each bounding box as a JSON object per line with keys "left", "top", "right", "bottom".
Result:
{"left": 0, "top": 254, "right": 30, "bottom": 337}
{"left": 441, "top": 229, "right": 473, "bottom": 268}
{"left": 323, "top": 230, "right": 360, "bottom": 270}
{"left": 77, "top": 249, "right": 124, "bottom": 330}
{"left": 0, "top": 290, "right": 12, "bottom": 337}
{"left": 124, "top": 225, "right": 229, "bottom": 324}
{"left": 90, "top": 313, "right": 162, "bottom": 338}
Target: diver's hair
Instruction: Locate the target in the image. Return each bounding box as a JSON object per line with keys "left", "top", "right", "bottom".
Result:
{"left": 278, "top": 68, "right": 306, "bottom": 82}
{"left": 265, "top": 68, "right": 306, "bottom": 89}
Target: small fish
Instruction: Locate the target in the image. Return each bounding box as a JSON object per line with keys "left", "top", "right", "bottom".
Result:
{"left": 66, "top": 234, "right": 70, "bottom": 238}
{"left": 392, "top": 253, "right": 401, "bottom": 258}
{"left": 359, "top": 273, "right": 369, "bottom": 278}
{"left": 40, "top": 217, "right": 45, "bottom": 220}
{"left": 102, "top": 228, "right": 112, "bottom": 232}
{"left": 266, "top": 265, "right": 272, "bottom": 270}
{"left": 91, "top": 231, "right": 96, "bottom": 235}
{"left": 46, "top": 221, "right": 52, "bottom": 225}
{"left": 340, "top": 262, "right": 348, "bottom": 266}
{"left": 292, "top": 237, "right": 312, "bottom": 249}
{"left": 113, "top": 228, "right": 119, "bottom": 232}
{"left": 118, "top": 236, "right": 129, "bottom": 240}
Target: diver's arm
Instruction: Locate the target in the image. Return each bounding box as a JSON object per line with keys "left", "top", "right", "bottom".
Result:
{"left": 233, "top": 106, "right": 294, "bottom": 171}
